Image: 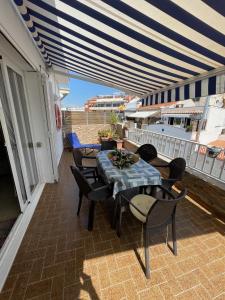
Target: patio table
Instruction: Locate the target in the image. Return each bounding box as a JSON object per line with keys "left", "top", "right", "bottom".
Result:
{"left": 96, "top": 150, "right": 161, "bottom": 198}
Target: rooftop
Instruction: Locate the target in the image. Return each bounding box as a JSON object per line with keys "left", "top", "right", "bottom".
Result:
{"left": 162, "top": 107, "right": 204, "bottom": 115}
{"left": 139, "top": 102, "right": 177, "bottom": 111}
{"left": 208, "top": 139, "right": 225, "bottom": 149}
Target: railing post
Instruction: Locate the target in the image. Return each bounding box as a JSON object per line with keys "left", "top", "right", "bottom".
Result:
{"left": 172, "top": 138, "right": 177, "bottom": 159}
{"left": 219, "top": 158, "right": 225, "bottom": 180}
{"left": 86, "top": 111, "right": 88, "bottom": 125}
{"left": 201, "top": 151, "right": 208, "bottom": 172}
{"left": 193, "top": 144, "right": 201, "bottom": 169}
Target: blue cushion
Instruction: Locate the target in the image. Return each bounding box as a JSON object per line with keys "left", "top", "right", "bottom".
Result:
{"left": 68, "top": 132, "right": 101, "bottom": 150}
{"left": 68, "top": 132, "right": 81, "bottom": 148}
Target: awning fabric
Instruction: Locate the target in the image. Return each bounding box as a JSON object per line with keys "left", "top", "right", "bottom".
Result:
{"left": 128, "top": 111, "right": 159, "bottom": 119}
{"left": 14, "top": 0, "right": 225, "bottom": 100}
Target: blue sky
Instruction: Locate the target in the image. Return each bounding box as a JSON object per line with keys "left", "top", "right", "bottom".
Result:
{"left": 62, "top": 78, "right": 122, "bottom": 107}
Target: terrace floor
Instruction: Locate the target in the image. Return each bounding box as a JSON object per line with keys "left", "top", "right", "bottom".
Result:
{"left": 0, "top": 151, "right": 225, "bottom": 300}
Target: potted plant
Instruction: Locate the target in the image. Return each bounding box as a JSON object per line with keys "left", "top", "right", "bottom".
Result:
{"left": 122, "top": 124, "right": 129, "bottom": 138}
{"left": 112, "top": 131, "right": 123, "bottom": 149}
{"left": 207, "top": 146, "right": 222, "bottom": 158}
{"left": 109, "top": 111, "right": 119, "bottom": 131}
{"left": 98, "top": 129, "right": 109, "bottom": 142}
{"left": 108, "top": 149, "right": 139, "bottom": 169}
{"left": 186, "top": 125, "right": 193, "bottom": 132}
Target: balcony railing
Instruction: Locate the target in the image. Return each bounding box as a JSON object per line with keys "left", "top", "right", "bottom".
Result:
{"left": 128, "top": 128, "right": 225, "bottom": 186}
{"left": 89, "top": 106, "right": 119, "bottom": 111}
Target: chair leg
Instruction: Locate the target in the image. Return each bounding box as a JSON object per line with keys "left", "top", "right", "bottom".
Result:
{"left": 172, "top": 214, "right": 177, "bottom": 256}
{"left": 112, "top": 198, "right": 118, "bottom": 229}
{"left": 116, "top": 206, "right": 123, "bottom": 237}
{"left": 144, "top": 226, "right": 150, "bottom": 279}
{"left": 91, "top": 169, "right": 97, "bottom": 182}
{"left": 77, "top": 191, "right": 83, "bottom": 216}
{"left": 88, "top": 201, "right": 96, "bottom": 231}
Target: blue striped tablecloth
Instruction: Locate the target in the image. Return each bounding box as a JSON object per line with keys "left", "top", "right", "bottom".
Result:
{"left": 96, "top": 150, "right": 161, "bottom": 197}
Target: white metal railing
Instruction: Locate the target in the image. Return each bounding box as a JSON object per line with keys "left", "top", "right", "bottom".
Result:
{"left": 128, "top": 128, "right": 225, "bottom": 185}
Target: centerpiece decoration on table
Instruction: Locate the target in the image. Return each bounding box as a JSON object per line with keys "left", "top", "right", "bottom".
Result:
{"left": 107, "top": 149, "right": 139, "bottom": 169}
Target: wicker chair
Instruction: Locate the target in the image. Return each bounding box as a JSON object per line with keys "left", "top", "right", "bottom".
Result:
{"left": 70, "top": 166, "right": 112, "bottom": 230}
{"left": 72, "top": 148, "right": 98, "bottom": 180}
{"left": 120, "top": 188, "right": 187, "bottom": 278}
{"left": 136, "top": 144, "right": 157, "bottom": 162}
{"left": 153, "top": 157, "right": 186, "bottom": 191}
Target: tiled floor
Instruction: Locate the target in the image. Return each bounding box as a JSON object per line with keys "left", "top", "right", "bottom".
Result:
{"left": 0, "top": 151, "right": 225, "bottom": 300}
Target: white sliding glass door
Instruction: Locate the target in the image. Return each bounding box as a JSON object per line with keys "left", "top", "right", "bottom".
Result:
{"left": 0, "top": 65, "right": 27, "bottom": 208}
{"left": 7, "top": 67, "right": 38, "bottom": 195}
{"left": 0, "top": 60, "right": 39, "bottom": 211}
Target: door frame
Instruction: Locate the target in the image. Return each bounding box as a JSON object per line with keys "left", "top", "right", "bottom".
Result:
{"left": 41, "top": 77, "right": 59, "bottom": 181}
{"left": 0, "top": 101, "right": 25, "bottom": 211}
{"left": 0, "top": 55, "right": 41, "bottom": 210}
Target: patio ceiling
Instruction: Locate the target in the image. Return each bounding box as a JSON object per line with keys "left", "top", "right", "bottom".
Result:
{"left": 14, "top": 0, "right": 225, "bottom": 99}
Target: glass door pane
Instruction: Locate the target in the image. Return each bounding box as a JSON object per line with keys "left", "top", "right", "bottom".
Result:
{"left": 7, "top": 67, "right": 38, "bottom": 194}
{"left": 0, "top": 65, "right": 27, "bottom": 203}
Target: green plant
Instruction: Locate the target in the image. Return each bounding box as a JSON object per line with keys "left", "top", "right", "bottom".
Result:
{"left": 98, "top": 129, "right": 109, "bottom": 137}
{"left": 186, "top": 125, "right": 193, "bottom": 132}
{"left": 98, "top": 128, "right": 119, "bottom": 140}
{"left": 109, "top": 112, "right": 119, "bottom": 126}
{"left": 108, "top": 149, "right": 138, "bottom": 169}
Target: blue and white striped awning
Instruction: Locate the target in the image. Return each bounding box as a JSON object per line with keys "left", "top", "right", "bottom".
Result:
{"left": 13, "top": 0, "right": 225, "bottom": 101}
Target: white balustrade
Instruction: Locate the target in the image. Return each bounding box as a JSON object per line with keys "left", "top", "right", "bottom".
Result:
{"left": 128, "top": 128, "right": 225, "bottom": 185}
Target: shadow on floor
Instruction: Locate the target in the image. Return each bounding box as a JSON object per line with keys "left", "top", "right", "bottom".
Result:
{"left": 0, "top": 150, "right": 224, "bottom": 299}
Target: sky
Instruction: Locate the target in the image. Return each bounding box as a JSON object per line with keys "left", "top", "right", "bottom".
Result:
{"left": 61, "top": 78, "right": 122, "bottom": 107}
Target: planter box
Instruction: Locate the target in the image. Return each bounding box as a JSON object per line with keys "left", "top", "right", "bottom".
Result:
{"left": 207, "top": 147, "right": 221, "bottom": 158}
{"left": 99, "top": 137, "right": 123, "bottom": 149}
{"left": 99, "top": 137, "right": 109, "bottom": 142}
{"left": 116, "top": 139, "right": 123, "bottom": 150}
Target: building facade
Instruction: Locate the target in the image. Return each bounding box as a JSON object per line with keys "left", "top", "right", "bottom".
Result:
{"left": 85, "top": 94, "right": 133, "bottom": 112}
{"left": 140, "top": 96, "right": 225, "bottom": 145}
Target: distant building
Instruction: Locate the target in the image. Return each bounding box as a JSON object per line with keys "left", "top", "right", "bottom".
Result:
{"left": 61, "top": 107, "right": 85, "bottom": 112}
{"left": 142, "top": 94, "right": 225, "bottom": 145}
{"left": 124, "top": 97, "right": 142, "bottom": 117}
{"left": 84, "top": 94, "right": 134, "bottom": 112}
{"left": 126, "top": 102, "right": 171, "bottom": 129}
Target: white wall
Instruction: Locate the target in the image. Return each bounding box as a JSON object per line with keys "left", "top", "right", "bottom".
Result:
{"left": 199, "top": 106, "right": 225, "bottom": 144}
{"left": 48, "top": 73, "right": 64, "bottom": 166}
{"left": 205, "top": 107, "right": 225, "bottom": 134}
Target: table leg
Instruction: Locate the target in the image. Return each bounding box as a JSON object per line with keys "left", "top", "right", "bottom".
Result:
{"left": 151, "top": 186, "right": 157, "bottom": 197}
{"left": 111, "top": 195, "right": 118, "bottom": 229}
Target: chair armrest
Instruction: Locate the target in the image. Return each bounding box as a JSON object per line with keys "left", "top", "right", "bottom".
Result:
{"left": 120, "top": 193, "right": 146, "bottom": 217}
{"left": 89, "top": 183, "right": 113, "bottom": 202}
{"left": 83, "top": 166, "right": 97, "bottom": 170}
{"left": 82, "top": 155, "right": 96, "bottom": 159}
{"left": 151, "top": 163, "right": 169, "bottom": 168}
{"left": 156, "top": 185, "right": 176, "bottom": 199}
{"left": 162, "top": 178, "right": 180, "bottom": 184}
{"left": 161, "top": 178, "right": 180, "bottom": 190}
{"left": 82, "top": 168, "right": 96, "bottom": 174}
{"left": 93, "top": 184, "right": 111, "bottom": 193}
